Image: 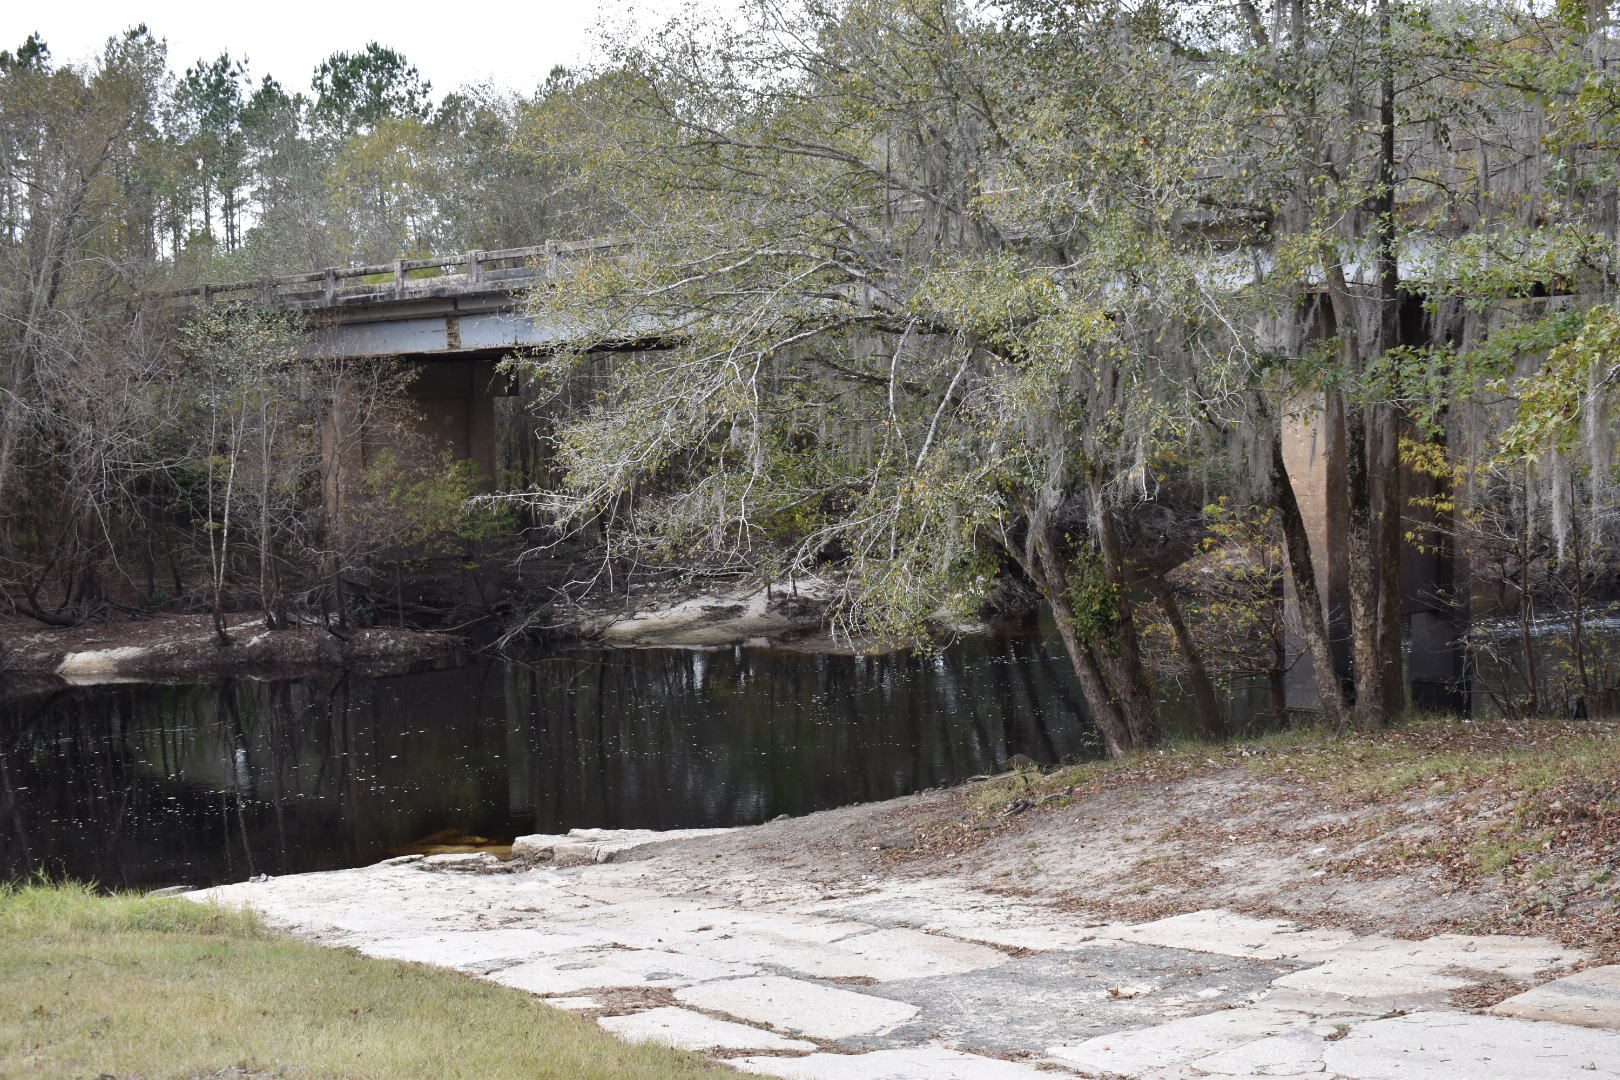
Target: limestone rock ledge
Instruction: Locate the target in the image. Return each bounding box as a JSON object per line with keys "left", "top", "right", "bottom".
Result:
{"left": 583, "top": 578, "right": 835, "bottom": 649}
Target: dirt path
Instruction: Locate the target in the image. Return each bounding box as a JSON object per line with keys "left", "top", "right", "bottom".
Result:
{"left": 621, "top": 733, "right": 1618, "bottom": 958}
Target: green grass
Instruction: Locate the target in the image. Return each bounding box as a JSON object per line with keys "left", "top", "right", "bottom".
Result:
{"left": 0, "top": 881, "right": 718, "bottom": 1080}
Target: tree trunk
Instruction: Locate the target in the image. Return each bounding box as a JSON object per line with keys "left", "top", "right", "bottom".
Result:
{"left": 259, "top": 420, "right": 277, "bottom": 631}
{"left": 1095, "top": 504, "right": 1161, "bottom": 748}
{"left": 1017, "top": 521, "right": 1135, "bottom": 759}
{"left": 1372, "top": 0, "right": 1405, "bottom": 722}
{"left": 1343, "top": 401, "right": 1386, "bottom": 728}
{"left": 1145, "top": 571, "right": 1226, "bottom": 740}
{"left": 1374, "top": 409, "right": 1405, "bottom": 718}
{"left": 1270, "top": 631, "right": 1290, "bottom": 726}
{"left": 1047, "top": 589, "right": 1133, "bottom": 759}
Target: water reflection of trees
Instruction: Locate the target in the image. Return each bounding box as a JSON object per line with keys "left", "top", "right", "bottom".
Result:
{"left": 512, "top": 637, "right": 1099, "bottom": 832}
{"left": 2, "top": 636, "right": 1099, "bottom": 888}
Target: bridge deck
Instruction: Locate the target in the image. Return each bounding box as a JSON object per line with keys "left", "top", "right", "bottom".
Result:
{"left": 169, "top": 238, "right": 628, "bottom": 314}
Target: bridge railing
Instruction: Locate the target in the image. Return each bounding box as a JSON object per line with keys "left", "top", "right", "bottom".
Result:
{"left": 162, "top": 237, "right": 631, "bottom": 310}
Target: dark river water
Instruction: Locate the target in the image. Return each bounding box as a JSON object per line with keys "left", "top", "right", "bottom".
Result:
{"left": 1, "top": 633, "right": 1123, "bottom": 890}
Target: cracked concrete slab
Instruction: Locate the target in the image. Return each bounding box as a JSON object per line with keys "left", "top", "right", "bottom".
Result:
{"left": 544, "top": 900, "right": 866, "bottom": 953}
{"left": 1492, "top": 964, "right": 1620, "bottom": 1030}
{"left": 1045, "top": 1007, "right": 1320, "bottom": 1075}
{"left": 1179, "top": 1028, "right": 1337, "bottom": 1076}
{"left": 672, "top": 919, "right": 993, "bottom": 978}
{"left": 598, "top": 1006, "right": 816, "bottom": 1051}
{"left": 1103, "top": 908, "right": 1359, "bottom": 963}
{"left": 1252, "top": 986, "right": 1399, "bottom": 1018}
{"left": 853, "top": 942, "right": 1286, "bottom": 1054}
{"left": 486, "top": 947, "right": 756, "bottom": 995}
{"left": 799, "top": 883, "right": 1115, "bottom": 952}
{"left": 731, "top": 1047, "right": 1056, "bottom": 1079}
{"left": 674, "top": 975, "right": 920, "bottom": 1039}
{"left": 1323, "top": 1011, "right": 1620, "bottom": 1079}
{"left": 354, "top": 928, "right": 595, "bottom": 969}
{"left": 811, "top": 927, "right": 1010, "bottom": 979}
{"left": 1325, "top": 932, "right": 1581, "bottom": 981}
{"left": 1269, "top": 955, "right": 1475, "bottom": 1003}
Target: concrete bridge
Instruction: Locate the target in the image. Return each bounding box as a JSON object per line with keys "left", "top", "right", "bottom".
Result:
{"left": 181, "top": 243, "right": 1467, "bottom": 715}
{"left": 177, "top": 239, "right": 630, "bottom": 482}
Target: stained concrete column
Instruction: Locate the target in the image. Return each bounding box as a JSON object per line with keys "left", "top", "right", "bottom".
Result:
{"left": 1281, "top": 394, "right": 1469, "bottom": 714}
{"left": 321, "top": 369, "right": 366, "bottom": 540}
{"left": 1281, "top": 392, "right": 1353, "bottom": 710}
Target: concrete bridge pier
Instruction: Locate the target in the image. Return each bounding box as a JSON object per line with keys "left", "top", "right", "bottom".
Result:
{"left": 319, "top": 358, "right": 511, "bottom": 618}
{"left": 404, "top": 359, "right": 502, "bottom": 484}
{"left": 1281, "top": 393, "right": 1470, "bottom": 715}
{"left": 320, "top": 360, "right": 504, "bottom": 520}
{"left": 1281, "top": 392, "right": 1353, "bottom": 710}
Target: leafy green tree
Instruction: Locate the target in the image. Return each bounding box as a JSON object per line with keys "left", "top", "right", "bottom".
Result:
{"left": 512, "top": 0, "right": 1257, "bottom": 756}
{"left": 174, "top": 53, "right": 250, "bottom": 250}
{"left": 312, "top": 43, "right": 430, "bottom": 138}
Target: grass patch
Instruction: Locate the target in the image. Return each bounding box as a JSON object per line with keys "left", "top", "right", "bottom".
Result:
{"left": 0, "top": 881, "right": 717, "bottom": 1080}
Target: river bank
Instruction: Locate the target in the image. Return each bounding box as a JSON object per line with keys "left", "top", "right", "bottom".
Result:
{"left": 0, "top": 612, "right": 466, "bottom": 687}
{"left": 185, "top": 716, "right": 1620, "bottom": 1079}
{"left": 0, "top": 577, "right": 859, "bottom": 689}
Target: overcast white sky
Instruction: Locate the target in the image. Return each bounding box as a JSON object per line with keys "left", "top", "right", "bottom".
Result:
{"left": 2, "top": 0, "right": 694, "bottom": 96}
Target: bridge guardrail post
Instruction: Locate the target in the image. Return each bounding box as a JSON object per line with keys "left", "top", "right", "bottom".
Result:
{"left": 392, "top": 259, "right": 406, "bottom": 299}
{"left": 544, "top": 241, "right": 557, "bottom": 279}
{"left": 324, "top": 268, "right": 337, "bottom": 304}
{"left": 467, "top": 251, "right": 483, "bottom": 284}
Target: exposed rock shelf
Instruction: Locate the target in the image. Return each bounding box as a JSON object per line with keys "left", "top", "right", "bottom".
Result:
{"left": 190, "top": 823, "right": 1620, "bottom": 1079}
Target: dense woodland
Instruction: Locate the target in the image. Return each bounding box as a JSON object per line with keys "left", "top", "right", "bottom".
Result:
{"left": 3, "top": 1, "right": 1620, "bottom": 756}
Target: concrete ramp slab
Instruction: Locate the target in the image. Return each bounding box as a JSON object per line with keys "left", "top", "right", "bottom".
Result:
{"left": 732, "top": 1047, "right": 1055, "bottom": 1079}
{"left": 1493, "top": 965, "right": 1620, "bottom": 1031}
{"left": 1324, "top": 1011, "right": 1620, "bottom": 1079}
{"left": 356, "top": 928, "right": 595, "bottom": 969}
{"left": 598, "top": 1006, "right": 815, "bottom": 1051}
{"left": 488, "top": 947, "right": 756, "bottom": 995}
{"left": 675, "top": 976, "right": 919, "bottom": 1039}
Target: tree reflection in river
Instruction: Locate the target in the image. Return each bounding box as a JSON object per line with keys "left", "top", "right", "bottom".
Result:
{"left": 0, "top": 633, "right": 1103, "bottom": 889}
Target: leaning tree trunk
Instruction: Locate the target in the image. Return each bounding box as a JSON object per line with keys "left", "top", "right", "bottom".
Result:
{"left": 1020, "top": 521, "right": 1136, "bottom": 759}
{"left": 1095, "top": 505, "right": 1161, "bottom": 748}
{"left": 1046, "top": 589, "right": 1134, "bottom": 759}
{"left": 1145, "top": 571, "right": 1226, "bottom": 740}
